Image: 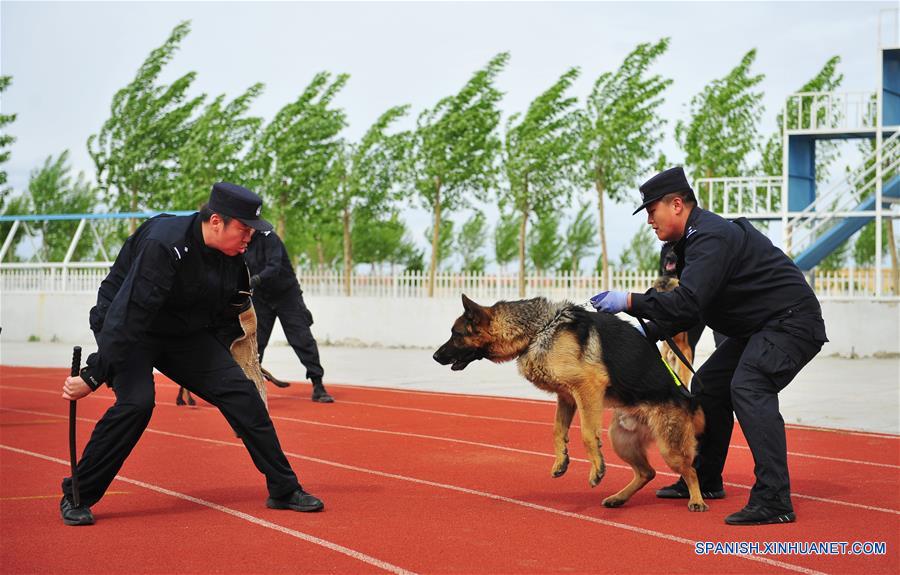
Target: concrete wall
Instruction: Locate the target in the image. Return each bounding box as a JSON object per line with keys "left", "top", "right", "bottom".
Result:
{"left": 1, "top": 293, "right": 897, "bottom": 357}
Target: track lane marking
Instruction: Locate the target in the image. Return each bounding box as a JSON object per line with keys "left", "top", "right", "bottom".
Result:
{"left": 4, "top": 383, "right": 897, "bottom": 470}
{"left": 3, "top": 399, "right": 898, "bottom": 516}
{"left": 0, "top": 444, "right": 417, "bottom": 575}
{"left": 1, "top": 431, "right": 826, "bottom": 575}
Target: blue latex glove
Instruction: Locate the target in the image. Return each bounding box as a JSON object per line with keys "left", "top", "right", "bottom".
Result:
{"left": 589, "top": 290, "right": 628, "bottom": 314}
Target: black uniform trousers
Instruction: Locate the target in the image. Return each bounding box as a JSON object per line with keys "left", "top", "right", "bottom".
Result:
{"left": 254, "top": 285, "right": 324, "bottom": 381}
{"left": 692, "top": 312, "right": 823, "bottom": 511}
{"left": 62, "top": 330, "right": 301, "bottom": 507}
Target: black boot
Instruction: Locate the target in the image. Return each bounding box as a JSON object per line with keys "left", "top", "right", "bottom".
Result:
{"left": 60, "top": 496, "right": 94, "bottom": 526}
{"left": 311, "top": 378, "right": 334, "bottom": 403}
{"left": 655, "top": 477, "right": 726, "bottom": 499}
{"left": 725, "top": 504, "right": 795, "bottom": 525}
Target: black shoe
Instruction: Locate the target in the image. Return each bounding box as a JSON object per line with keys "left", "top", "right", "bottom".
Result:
{"left": 311, "top": 381, "right": 334, "bottom": 403}
{"left": 725, "top": 504, "right": 795, "bottom": 525}
{"left": 266, "top": 489, "right": 324, "bottom": 512}
{"left": 60, "top": 496, "right": 94, "bottom": 526}
{"left": 655, "top": 478, "right": 726, "bottom": 500}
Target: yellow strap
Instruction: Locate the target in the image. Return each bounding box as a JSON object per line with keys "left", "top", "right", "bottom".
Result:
{"left": 660, "top": 355, "right": 683, "bottom": 387}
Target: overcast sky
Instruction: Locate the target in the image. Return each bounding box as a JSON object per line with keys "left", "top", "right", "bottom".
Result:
{"left": 1, "top": 0, "right": 895, "bottom": 265}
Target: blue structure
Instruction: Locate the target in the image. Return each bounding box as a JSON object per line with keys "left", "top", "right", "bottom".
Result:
{"left": 783, "top": 26, "right": 900, "bottom": 279}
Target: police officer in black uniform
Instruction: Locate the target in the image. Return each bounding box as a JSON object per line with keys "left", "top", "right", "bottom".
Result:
{"left": 243, "top": 230, "right": 333, "bottom": 403}
{"left": 60, "top": 183, "right": 325, "bottom": 526}
{"left": 590, "top": 167, "right": 827, "bottom": 525}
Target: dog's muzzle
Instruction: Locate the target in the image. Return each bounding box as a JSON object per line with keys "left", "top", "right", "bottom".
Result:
{"left": 433, "top": 344, "right": 485, "bottom": 371}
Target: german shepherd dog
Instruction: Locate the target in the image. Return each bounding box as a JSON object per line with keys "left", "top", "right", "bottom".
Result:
{"left": 433, "top": 295, "right": 708, "bottom": 512}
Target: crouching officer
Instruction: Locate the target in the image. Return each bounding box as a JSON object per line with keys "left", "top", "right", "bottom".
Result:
{"left": 243, "top": 229, "right": 333, "bottom": 403}
{"left": 590, "top": 167, "right": 827, "bottom": 525}
{"left": 60, "top": 182, "right": 324, "bottom": 526}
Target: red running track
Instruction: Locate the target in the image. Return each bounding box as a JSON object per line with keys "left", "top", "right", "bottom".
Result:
{"left": 1, "top": 365, "right": 897, "bottom": 574}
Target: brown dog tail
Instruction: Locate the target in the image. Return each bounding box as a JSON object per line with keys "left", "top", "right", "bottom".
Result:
{"left": 691, "top": 406, "right": 706, "bottom": 437}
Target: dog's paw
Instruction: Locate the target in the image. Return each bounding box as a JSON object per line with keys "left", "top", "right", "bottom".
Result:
{"left": 602, "top": 495, "right": 626, "bottom": 508}
{"left": 588, "top": 459, "right": 606, "bottom": 487}
{"left": 551, "top": 453, "right": 570, "bottom": 478}
{"left": 688, "top": 500, "right": 709, "bottom": 512}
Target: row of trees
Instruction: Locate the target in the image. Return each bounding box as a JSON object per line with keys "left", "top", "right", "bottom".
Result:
{"left": 0, "top": 21, "right": 894, "bottom": 294}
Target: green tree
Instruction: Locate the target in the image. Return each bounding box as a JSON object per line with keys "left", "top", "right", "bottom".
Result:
{"left": 0, "top": 76, "right": 15, "bottom": 195}
{"left": 676, "top": 49, "right": 765, "bottom": 211}
{"left": 409, "top": 52, "right": 508, "bottom": 295}
{"left": 457, "top": 211, "right": 488, "bottom": 273}
{"left": 617, "top": 225, "right": 658, "bottom": 272}
{"left": 352, "top": 213, "right": 409, "bottom": 273}
{"left": 251, "top": 72, "right": 348, "bottom": 243}
{"left": 493, "top": 210, "right": 520, "bottom": 273}
{"left": 527, "top": 210, "right": 564, "bottom": 274}
{"left": 425, "top": 219, "right": 456, "bottom": 272}
{"left": 88, "top": 21, "right": 203, "bottom": 232}
{"left": 577, "top": 39, "right": 672, "bottom": 289}
{"left": 563, "top": 203, "right": 598, "bottom": 274}
{"left": 27, "top": 151, "right": 95, "bottom": 261}
{"left": 330, "top": 105, "right": 410, "bottom": 293}
{"left": 502, "top": 67, "right": 581, "bottom": 295}
{"left": 174, "top": 83, "right": 265, "bottom": 209}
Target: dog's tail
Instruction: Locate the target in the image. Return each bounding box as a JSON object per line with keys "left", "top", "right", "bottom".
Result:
{"left": 691, "top": 406, "right": 706, "bottom": 437}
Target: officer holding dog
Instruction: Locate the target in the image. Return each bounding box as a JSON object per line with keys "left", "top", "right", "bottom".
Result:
{"left": 243, "top": 229, "right": 333, "bottom": 403}
{"left": 60, "top": 183, "right": 325, "bottom": 526}
{"left": 591, "top": 166, "right": 827, "bottom": 526}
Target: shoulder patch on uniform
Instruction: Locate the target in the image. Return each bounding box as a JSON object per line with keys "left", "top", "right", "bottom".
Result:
{"left": 686, "top": 225, "right": 698, "bottom": 238}
{"left": 172, "top": 246, "right": 182, "bottom": 260}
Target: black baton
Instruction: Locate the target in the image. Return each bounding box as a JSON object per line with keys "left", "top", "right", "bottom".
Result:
{"left": 69, "top": 346, "right": 82, "bottom": 507}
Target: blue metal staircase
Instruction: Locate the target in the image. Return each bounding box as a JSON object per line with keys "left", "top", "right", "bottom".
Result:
{"left": 794, "top": 174, "right": 900, "bottom": 269}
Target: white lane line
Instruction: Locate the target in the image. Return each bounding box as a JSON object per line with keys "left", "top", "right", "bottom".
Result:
{"left": 0, "top": 434, "right": 827, "bottom": 575}
{"left": 0, "top": 444, "right": 417, "bottom": 575}
{"left": 3, "top": 384, "right": 896, "bottom": 471}
{"left": 4, "top": 403, "right": 898, "bottom": 519}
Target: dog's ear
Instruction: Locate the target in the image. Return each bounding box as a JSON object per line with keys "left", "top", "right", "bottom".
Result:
{"left": 462, "top": 293, "right": 491, "bottom": 325}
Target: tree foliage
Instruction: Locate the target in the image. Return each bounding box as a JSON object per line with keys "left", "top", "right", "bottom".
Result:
{"left": 563, "top": 203, "right": 598, "bottom": 274}
{"left": 409, "top": 52, "right": 508, "bottom": 294}
{"left": 502, "top": 67, "right": 581, "bottom": 294}
{"left": 617, "top": 224, "right": 659, "bottom": 272}
{"left": 174, "top": 83, "right": 265, "bottom": 209}
{"left": 527, "top": 210, "right": 564, "bottom": 274}
{"left": 493, "top": 210, "right": 520, "bottom": 272}
{"left": 88, "top": 21, "right": 203, "bottom": 224}
{"left": 676, "top": 49, "right": 765, "bottom": 208}
{"left": 576, "top": 39, "right": 672, "bottom": 288}
{"left": 457, "top": 211, "right": 488, "bottom": 273}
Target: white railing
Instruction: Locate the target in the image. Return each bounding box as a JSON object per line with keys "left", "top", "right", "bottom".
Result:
{"left": 0, "top": 262, "right": 111, "bottom": 293}
{"left": 694, "top": 176, "right": 782, "bottom": 218}
{"left": 786, "top": 129, "right": 900, "bottom": 255}
{"left": 293, "top": 270, "right": 659, "bottom": 301}
{"left": 2, "top": 265, "right": 894, "bottom": 299}
{"left": 785, "top": 91, "right": 879, "bottom": 134}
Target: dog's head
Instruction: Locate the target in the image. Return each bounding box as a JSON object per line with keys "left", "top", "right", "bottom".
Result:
{"left": 433, "top": 294, "right": 494, "bottom": 371}
{"left": 653, "top": 275, "right": 679, "bottom": 293}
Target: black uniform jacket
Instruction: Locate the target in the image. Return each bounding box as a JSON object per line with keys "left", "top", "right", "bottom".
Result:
{"left": 81, "top": 214, "right": 247, "bottom": 389}
{"left": 630, "top": 207, "right": 828, "bottom": 342}
{"left": 243, "top": 231, "right": 299, "bottom": 299}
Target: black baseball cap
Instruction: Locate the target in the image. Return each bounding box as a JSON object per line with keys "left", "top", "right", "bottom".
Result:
{"left": 633, "top": 167, "right": 696, "bottom": 215}
{"left": 208, "top": 182, "right": 273, "bottom": 232}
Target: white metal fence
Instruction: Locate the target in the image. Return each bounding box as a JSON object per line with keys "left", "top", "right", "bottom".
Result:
{"left": 2, "top": 264, "right": 895, "bottom": 300}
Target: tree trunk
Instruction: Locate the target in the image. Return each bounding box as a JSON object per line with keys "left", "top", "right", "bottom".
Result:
{"left": 428, "top": 178, "right": 442, "bottom": 298}
{"left": 518, "top": 207, "right": 528, "bottom": 298}
{"left": 886, "top": 218, "right": 899, "bottom": 295}
{"left": 595, "top": 175, "right": 609, "bottom": 290}
{"left": 342, "top": 205, "right": 352, "bottom": 296}
{"left": 277, "top": 187, "right": 287, "bottom": 239}
{"left": 129, "top": 190, "right": 138, "bottom": 234}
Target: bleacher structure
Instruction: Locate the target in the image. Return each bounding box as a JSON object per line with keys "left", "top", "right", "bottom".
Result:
{"left": 695, "top": 9, "right": 900, "bottom": 298}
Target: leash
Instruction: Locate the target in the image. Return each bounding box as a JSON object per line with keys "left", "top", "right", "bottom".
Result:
{"left": 636, "top": 316, "right": 702, "bottom": 401}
